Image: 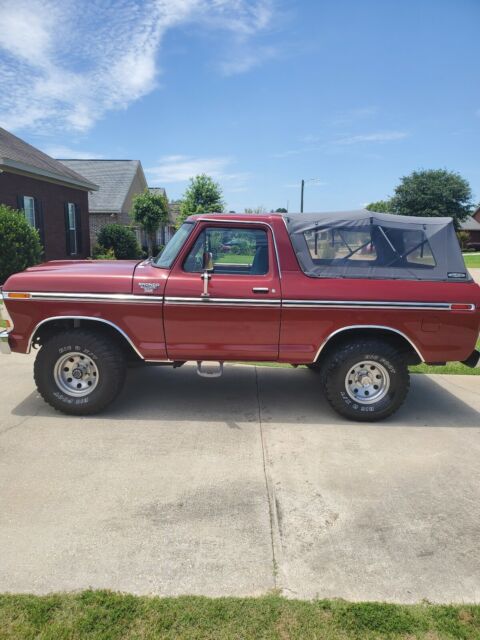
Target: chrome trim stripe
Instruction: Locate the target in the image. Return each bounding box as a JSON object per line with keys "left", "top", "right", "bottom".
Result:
{"left": 4, "top": 291, "right": 163, "bottom": 304}
{"left": 195, "top": 218, "right": 282, "bottom": 279}
{"left": 165, "top": 296, "right": 281, "bottom": 307}
{"left": 27, "top": 316, "right": 144, "bottom": 358}
{"left": 313, "top": 325, "right": 425, "bottom": 363}
{"left": 283, "top": 300, "right": 462, "bottom": 311}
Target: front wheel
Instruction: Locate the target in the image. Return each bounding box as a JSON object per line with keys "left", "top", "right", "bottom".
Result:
{"left": 34, "top": 329, "right": 126, "bottom": 415}
{"left": 322, "top": 339, "right": 410, "bottom": 422}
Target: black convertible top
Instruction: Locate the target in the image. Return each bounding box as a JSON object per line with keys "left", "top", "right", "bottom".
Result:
{"left": 284, "top": 209, "right": 470, "bottom": 282}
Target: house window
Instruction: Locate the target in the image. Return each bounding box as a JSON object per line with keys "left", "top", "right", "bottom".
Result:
{"left": 67, "top": 202, "right": 77, "bottom": 255}
{"left": 23, "top": 196, "right": 36, "bottom": 226}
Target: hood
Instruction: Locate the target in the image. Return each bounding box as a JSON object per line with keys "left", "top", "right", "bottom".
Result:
{"left": 4, "top": 259, "right": 142, "bottom": 294}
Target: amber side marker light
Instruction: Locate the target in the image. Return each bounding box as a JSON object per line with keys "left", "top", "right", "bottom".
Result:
{"left": 451, "top": 303, "right": 475, "bottom": 311}
{"left": 6, "top": 292, "right": 31, "bottom": 299}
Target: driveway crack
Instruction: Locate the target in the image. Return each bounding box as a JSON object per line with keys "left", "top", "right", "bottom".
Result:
{"left": 254, "top": 366, "right": 281, "bottom": 591}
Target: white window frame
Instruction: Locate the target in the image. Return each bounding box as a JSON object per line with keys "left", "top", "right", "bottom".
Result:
{"left": 23, "top": 196, "right": 36, "bottom": 227}
{"left": 67, "top": 202, "right": 77, "bottom": 255}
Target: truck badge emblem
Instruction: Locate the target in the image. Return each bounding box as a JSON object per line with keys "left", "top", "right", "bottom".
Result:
{"left": 138, "top": 282, "right": 160, "bottom": 293}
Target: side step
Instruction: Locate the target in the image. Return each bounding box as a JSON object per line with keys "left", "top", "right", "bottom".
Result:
{"left": 196, "top": 361, "right": 224, "bottom": 378}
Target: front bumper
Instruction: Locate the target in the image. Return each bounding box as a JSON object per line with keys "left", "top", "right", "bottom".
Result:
{"left": 0, "top": 330, "right": 11, "bottom": 355}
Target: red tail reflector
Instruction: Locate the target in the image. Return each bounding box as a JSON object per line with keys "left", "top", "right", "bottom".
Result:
{"left": 451, "top": 303, "right": 474, "bottom": 311}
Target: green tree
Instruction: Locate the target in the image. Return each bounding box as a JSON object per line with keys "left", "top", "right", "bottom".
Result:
{"left": 244, "top": 206, "right": 266, "bottom": 214}
{"left": 178, "top": 174, "right": 224, "bottom": 225}
{"left": 0, "top": 205, "right": 42, "bottom": 284}
{"left": 275, "top": 207, "right": 288, "bottom": 213}
{"left": 132, "top": 190, "right": 169, "bottom": 255}
{"left": 390, "top": 169, "right": 473, "bottom": 229}
{"left": 96, "top": 224, "right": 142, "bottom": 260}
{"left": 365, "top": 200, "right": 393, "bottom": 213}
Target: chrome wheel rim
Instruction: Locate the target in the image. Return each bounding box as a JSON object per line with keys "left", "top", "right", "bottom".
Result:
{"left": 53, "top": 352, "right": 99, "bottom": 397}
{"left": 345, "top": 360, "right": 390, "bottom": 404}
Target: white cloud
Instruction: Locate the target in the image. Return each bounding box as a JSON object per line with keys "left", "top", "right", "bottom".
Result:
{"left": 41, "top": 144, "right": 104, "bottom": 159}
{"left": 146, "top": 154, "right": 249, "bottom": 185}
{"left": 220, "top": 45, "right": 277, "bottom": 75}
{"left": 333, "top": 131, "right": 409, "bottom": 145}
{"left": 0, "top": 0, "right": 275, "bottom": 133}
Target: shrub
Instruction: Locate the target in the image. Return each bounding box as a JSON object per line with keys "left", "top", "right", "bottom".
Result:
{"left": 0, "top": 204, "right": 42, "bottom": 284}
{"left": 96, "top": 224, "right": 141, "bottom": 259}
{"left": 91, "top": 245, "right": 116, "bottom": 260}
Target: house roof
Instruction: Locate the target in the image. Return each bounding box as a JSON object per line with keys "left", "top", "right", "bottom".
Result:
{"left": 460, "top": 215, "right": 480, "bottom": 231}
{"left": 0, "top": 127, "right": 98, "bottom": 191}
{"left": 148, "top": 187, "right": 166, "bottom": 197}
{"left": 60, "top": 159, "right": 144, "bottom": 213}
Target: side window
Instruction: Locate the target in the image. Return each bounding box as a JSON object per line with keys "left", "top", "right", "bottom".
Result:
{"left": 23, "top": 196, "right": 36, "bottom": 227}
{"left": 380, "top": 227, "right": 436, "bottom": 268}
{"left": 304, "top": 227, "right": 376, "bottom": 263}
{"left": 65, "top": 203, "right": 82, "bottom": 256}
{"left": 67, "top": 203, "right": 77, "bottom": 255}
{"left": 184, "top": 227, "right": 269, "bottom": 275}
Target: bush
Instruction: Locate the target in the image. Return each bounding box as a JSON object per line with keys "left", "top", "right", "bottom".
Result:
{"left": 91, "top": 245, "right": 116, "bottom": 260}
{"left": 0, "top": 204, "right": 42, "bottom": 284}
{"left": 96, "top": 224, "right": 141, "bottom": 259}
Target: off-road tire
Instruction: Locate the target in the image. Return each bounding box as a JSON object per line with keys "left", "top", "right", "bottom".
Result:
{"left": 34, "top": 329, "right": 126, "bottom": 415}
{"left": 323, "top": 339, "right": 410, "bottom": 422}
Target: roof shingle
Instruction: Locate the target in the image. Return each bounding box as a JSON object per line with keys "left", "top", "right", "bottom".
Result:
{"left": 0, "top": 127, "right": 97, "bottom": 190}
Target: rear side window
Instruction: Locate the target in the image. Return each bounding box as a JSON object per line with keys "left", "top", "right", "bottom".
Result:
{"left": 304, "top": 225, "right": 436, "bottom": 269}
{"left": 184, "top": 227, "right": 269, "bottom": 275}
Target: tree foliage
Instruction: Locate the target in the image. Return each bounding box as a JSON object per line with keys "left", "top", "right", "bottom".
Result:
{"left": 178, "top": 174, "right": 224, "bottom": 225}
{"left": 132, "top": 190, "right": 169, "bottom": 255}
{"left": 96, "top": 224, "right": 142, "bottom": 259}
{"left": 390, "top": 169, "right": 473, "bottom": 229}
{"left": 275, "top": 207, "right": 288, "bottom": 213}
{"left": 0, "top": 205, "right": 42, "bottom": 284}
{"left": 365, "top": 200, "right": 393, "bottom": 213}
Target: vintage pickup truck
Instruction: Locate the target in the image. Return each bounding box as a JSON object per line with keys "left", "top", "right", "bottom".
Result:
{"left": 1, "top": 210, "right": 479, "bottom": 421}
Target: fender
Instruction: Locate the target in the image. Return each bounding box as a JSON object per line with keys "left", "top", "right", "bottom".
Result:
{"left": 314, "top": 324, "right": 425, "bottom": 362}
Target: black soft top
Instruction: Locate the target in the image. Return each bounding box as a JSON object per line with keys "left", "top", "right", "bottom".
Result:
{"left": 284, "top": 209, "right": 470, "bottom": 282}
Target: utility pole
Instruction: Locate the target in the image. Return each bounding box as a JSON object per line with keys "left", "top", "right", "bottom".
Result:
{"left": 300, "top": 179, "right": 305, "bottom": 213}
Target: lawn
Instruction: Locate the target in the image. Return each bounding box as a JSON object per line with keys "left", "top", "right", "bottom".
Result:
{"left": 0, "top": 591, "right": 479, "bottom": 639}
{"left": 215, "top": 254, "right": 252, "bottom": 264}
{"left": 463, "top": 252, "right": 480, "bottom": 268}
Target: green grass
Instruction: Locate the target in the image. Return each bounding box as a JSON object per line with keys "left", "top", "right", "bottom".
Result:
{"left": 0, "top": 591, "right": 479, "bottom": 639}
{"left": 215, "top": 254, "right": 252, "bottom": 264}
{"left": 463, "top": 253, "right": 480, "bottom": 268}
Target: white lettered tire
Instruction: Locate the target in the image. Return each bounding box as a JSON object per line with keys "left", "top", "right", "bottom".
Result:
{"left": 323, "top": 339, "right": 410, "bottom": 422}
{"left": 34, "top": 329, "right": 126, "bottom": 415}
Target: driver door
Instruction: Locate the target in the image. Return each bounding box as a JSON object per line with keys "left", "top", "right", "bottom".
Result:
{"left": 163, "top": 222, "right": 281, "bottom": 361}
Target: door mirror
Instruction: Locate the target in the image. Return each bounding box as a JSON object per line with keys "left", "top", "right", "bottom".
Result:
{"left": 202, "top": 251, "right": 214, "bottom": 272}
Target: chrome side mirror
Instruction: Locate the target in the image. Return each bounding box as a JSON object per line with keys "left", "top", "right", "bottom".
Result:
{"left": 201, "top": 251, "right": 214, "bottom": 297}
{"left": 202, "top": 251, "right": 214, "bottom": 272}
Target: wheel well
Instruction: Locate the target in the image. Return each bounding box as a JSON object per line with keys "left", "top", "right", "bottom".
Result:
{"left": 30, "top": 317, "right": 142, "bottom": 363}
{"left": 315, "top": 327, "right": 422, "bottom": 366}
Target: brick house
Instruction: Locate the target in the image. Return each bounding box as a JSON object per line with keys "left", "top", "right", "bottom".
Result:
{"left": 0, "top": 127, "right": 98, "bottom": 260}
{"left": 60, "top": 159, "right": 148, "bottom": 248}
{"left": 460, "top": 206, "right": 480, "bottom": 250}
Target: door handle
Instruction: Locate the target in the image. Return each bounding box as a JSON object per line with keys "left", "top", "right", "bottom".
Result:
{"left": 252, "top": 287, "right": 269, "bottom": 293}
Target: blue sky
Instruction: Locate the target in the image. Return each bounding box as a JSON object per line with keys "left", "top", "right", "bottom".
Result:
{"left": 0, "top": 0, "right": 479, "bottom": 212}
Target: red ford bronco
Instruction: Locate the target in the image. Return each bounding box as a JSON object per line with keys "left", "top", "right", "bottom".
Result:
{"left": 1, "top": 210, "right": 479, "bottom": 421}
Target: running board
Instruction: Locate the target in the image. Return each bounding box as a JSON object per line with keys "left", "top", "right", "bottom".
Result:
{"left": 196, "top": 361, "right": 224, "bottom": 378}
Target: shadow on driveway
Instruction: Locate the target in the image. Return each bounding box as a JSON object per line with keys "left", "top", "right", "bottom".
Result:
{"left": 11, "top": 364, "right": 480, "bottom": 427}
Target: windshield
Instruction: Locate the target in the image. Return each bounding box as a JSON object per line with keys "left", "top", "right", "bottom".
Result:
{"left": 154, "top": 223, "right": 194, "bottom": 268}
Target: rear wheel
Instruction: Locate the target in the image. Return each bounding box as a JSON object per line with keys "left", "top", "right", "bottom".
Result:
{"left": 322, "top": 339, "right": 410, "bottom": 422}
{"left": 34, "top": 329, "right": 126, "bottom": 415}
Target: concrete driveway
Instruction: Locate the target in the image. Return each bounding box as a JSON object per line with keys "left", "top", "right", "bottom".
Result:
{"left": 0, "top": 354, "right": 479, "bottom": 603}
